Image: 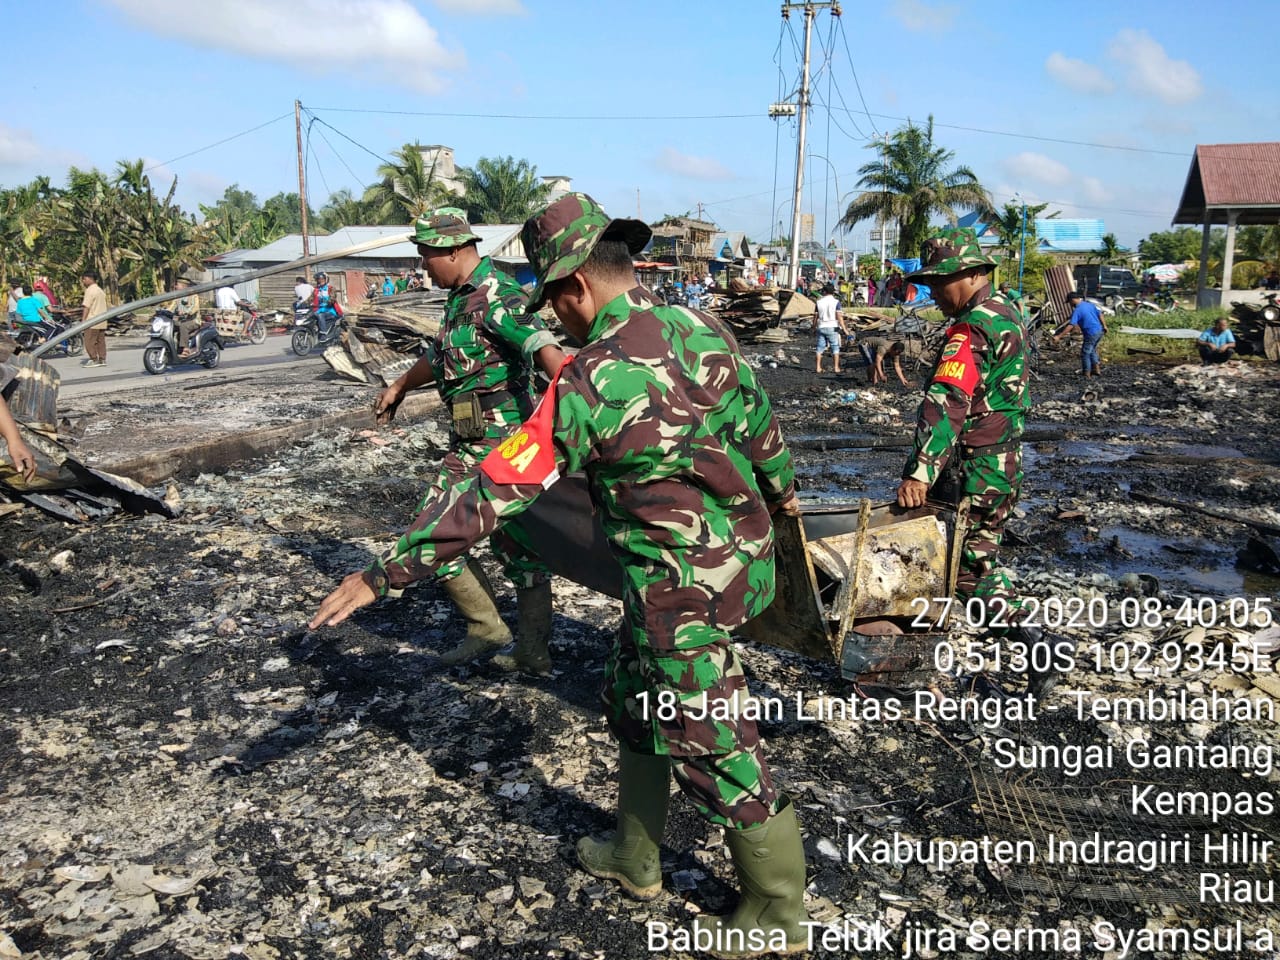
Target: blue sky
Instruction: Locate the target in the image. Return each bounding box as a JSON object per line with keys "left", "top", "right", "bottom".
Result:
{"left": 4, "top": 0, "right": 1275, "bottom": 251}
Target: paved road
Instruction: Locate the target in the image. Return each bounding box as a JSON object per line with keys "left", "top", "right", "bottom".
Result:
{"left": 41, "top": 331, "right": 325, "bottom": 402}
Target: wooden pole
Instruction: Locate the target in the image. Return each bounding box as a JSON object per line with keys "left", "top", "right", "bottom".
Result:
{"left": 296, "top": 99, "right": 312, "bottom": 280}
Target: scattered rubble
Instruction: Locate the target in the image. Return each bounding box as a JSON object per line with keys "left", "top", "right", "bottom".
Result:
{"left": 1, "top": 341, "right": 1278, "bottom": 958}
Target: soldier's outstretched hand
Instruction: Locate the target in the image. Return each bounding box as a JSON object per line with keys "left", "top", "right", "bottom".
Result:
{"left": 770, "top": 494, "right": 802, "bottom": 518}
{"left": 310, "top": 571, "right": 377, "bottom": 628}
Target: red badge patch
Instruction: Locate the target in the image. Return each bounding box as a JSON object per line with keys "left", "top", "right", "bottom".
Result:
{"left": 932, "top": 324, "right": 980, "bottom": 396}
{"left": 479, "top": 356, "right": 572, "bottom": 489}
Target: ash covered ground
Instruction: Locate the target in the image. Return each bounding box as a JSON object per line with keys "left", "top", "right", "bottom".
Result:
{"left": 2, "top": 342, "right": 1279, "bottom": 959}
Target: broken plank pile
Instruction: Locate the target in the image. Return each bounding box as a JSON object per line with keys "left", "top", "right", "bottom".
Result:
{"left": 325, "top": 290, "right": 447, "bottom": 386}
{"left": 711, "top": 288, "right": 815, "bottom": 344}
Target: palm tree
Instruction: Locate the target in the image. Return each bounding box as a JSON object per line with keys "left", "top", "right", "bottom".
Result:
{"left": 362, "top": 142, "right": 453, "bottom": 224}
{"left": 317, "top": 188, "right": 374, "bottom": 231}
{"left": 838, "top": 116, "right": 993, "bottom": 259}
{"left": 991, "top": 201, "right": 1051, "bottom": 260}
{"left": 457, "top": 156, "right": 551, "bottom": 224}
{"left": 1091, "top": 232, "right": 1124, "bottom": 265}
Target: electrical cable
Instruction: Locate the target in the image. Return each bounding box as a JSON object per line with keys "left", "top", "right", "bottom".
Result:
{"left": 146, "top": 112, "right": 291, "bottom": 172}
{"left": 836, "top": 17, "right": 878, "bottom": 135}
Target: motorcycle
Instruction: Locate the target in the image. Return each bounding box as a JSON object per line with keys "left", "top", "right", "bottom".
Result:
{"left": 1230, "top": 293, "right": 1280, "bottom": 360}
{"left": 14, "top": 317, "right": 84, "bottom": 357}
{"left": 142, "top": 309, "right": 224, "bottom": 374}
{"left": 290, "top": 306, "right": 344, "bottom": 356}
{"left": 214, "top": 302, "right": 270, "bottom": 345}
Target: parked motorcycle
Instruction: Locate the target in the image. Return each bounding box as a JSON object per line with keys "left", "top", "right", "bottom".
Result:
{"left": 142, "top": 309, "right": 224, "bottom": 374}
{"left": 14, "top": 317, "right": 84, "bottom": 357}
{"left": 290, "top": 307, "right": 343, "bottom": 356}
{"left": 1230, "top": 293, "right": 1280, "bottom": 360}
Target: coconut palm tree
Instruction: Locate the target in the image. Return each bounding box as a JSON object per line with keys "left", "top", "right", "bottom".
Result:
{"left": 1091, "top": 232, "right": 1124, "bottom": 265}
{"left": 838, "top": 116, "right": 993, "bottom": 259}
{"left": 362, "top": 142, "right": 453, "bottom": 224}
{"left": 991, "top": 201, "right": 1051, "bottom": 260}
{"left": 457, "top": 156, "right": 551, "bottom": 224}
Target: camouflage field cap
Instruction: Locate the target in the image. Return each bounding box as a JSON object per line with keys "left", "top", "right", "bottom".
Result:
{"left": 521, "top": 193, "right": 651, "bottom": 311}
{"left": 905, "top": 226, "right": 1000, "bottom": 281}
{"left": 411, "top": 207, "right": 481, "bottom": 248}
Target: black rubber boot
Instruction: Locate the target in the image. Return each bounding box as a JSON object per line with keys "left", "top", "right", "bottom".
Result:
{"left": 576, "top": 746, "right": 671, "bottom": 900}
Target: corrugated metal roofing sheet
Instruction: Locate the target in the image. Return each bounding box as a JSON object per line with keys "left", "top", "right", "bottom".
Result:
{"left": 239, "top": 224, "right": 524, "bottom": 263}
{"left": 1173, "top": 142, "right": 1280, "bottom": 225}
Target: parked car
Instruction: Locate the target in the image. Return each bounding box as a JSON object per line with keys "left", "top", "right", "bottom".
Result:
{"left": 1072, "top": 265, "right": 1141, "bottom": 306}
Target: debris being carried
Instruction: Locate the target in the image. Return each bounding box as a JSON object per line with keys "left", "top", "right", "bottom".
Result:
{"left": 324, "top": 290, "right": 447, "bottom": 385}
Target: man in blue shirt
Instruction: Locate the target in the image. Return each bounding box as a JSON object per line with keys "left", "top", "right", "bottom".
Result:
{"left": 1053, "top": 291, "right": 1108, "bottom": 377}
{"left": 1197, "top": 316, "right": 1236, "bottom": 364}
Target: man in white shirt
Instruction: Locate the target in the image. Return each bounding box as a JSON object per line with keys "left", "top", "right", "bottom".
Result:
{"left": 214, "top": 286, "right": 239, "bottom": 311}
{"left": 294, "top": 276, "right": 315, "bottom": 305}
{"left": 813, "top": 282, "right": 848, "bottom": 374}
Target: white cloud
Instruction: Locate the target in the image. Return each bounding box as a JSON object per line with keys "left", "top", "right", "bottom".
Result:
{"left": 1079, "top": 176, "right": 1112, "bottom": 206}
{"left": 1002, "top": 152, "right": 1073, "bottom": 187}
{"left": 1043, "top": 52, "right": 1114, "bottom": 94}
{"left": 889, "top": 0, "right": 956, "bottom": 32}
{"left": 432, "top": 0, "right": 525, "bottom": 12}
{"left": 0, "top": 124, "right": 45, "bottom": 169}
{"left": 655, "top": 148, "right": 734, "bottom": 182}
{"left": 104, "top": 0, "right": 464, "bottom": 94}
{"left": 1107, "top": 29, "right": 1202, "bottom": 104}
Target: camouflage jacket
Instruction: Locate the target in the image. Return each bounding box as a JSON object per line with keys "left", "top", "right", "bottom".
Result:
{"left": 903, "top": 286, "right": 1029, "bottom": 485}
{"left": 425, "top": 257, "right": 558, "bottom": 439}
{"left": 368, "top": 287, "right": 796, "bottom": 643}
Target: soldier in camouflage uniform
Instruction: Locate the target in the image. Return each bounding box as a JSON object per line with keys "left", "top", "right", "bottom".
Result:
{"left": 896, "top": 228, "right": 1065, "bottom": 696}
{"left": 896, "top": 226, "right": 1028, "bottom": 609}
{"left": 372, "top": 208, "right": 565, "bottom": 672}
{"left": 314, "top": 193, "right": 809, "bottom": 957}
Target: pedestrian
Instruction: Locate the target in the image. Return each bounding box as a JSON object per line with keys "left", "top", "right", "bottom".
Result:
{"left": 896, "top": 227, "right": 1052, "bottom": 691}
{"left": 370, "top": 207, "right": 565, "bottom": 673}
{"left": 312, "top": 193, "right": 809, "bottom": 955}
{"left": 1196, "top": 316, "right": 1236, "bottom": 364}
{"left": 813, "top": 282, "right": 848, "bottom": 374}
{"left": 1053, "top": 291, "right": 1107, "bottom": 378}
{"left": 394, "top": 269, "right": 409, "bottom": 294}
{"left": 79, "top": 273, "right": 109, "bottom": 367}
{"left": 0, "top": 362, "right": 37, "bottom": 483}
{"left": 381, "top": 274, "right": 395, "bottom": 297}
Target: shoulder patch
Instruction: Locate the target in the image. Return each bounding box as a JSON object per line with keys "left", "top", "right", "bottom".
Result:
{"left": 479, "top": 356, "right": 571, "bottom": 489}
{"left": 932, "top": 323, "right": 980, "bottom": 396}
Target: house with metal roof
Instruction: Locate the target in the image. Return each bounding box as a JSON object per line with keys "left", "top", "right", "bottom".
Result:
{"left": 217, "top": 224, "right": 528, "bottom": 309}
{"left": 1173, "top": 141, "right": 1280, "bottom": 305}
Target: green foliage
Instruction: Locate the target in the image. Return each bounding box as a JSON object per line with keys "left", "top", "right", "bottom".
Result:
{"left": 1137, "top": 226, "right": 1206, "bottom": 264}
{"left": 1236, "top": 225, "right": 1280, "bottom": 269}
{"left": 991, "top": 201, "right": 1051, "bottom": 258}
{"left": 838, "top": 115, "right": 993, "bottom": 259}
{"left": 457, "top": 156, "right": 551, "bottom": 224}
{"left": 1090, "top": 232, "right": 1125, "bottom": 265}
{"left": 1232, "top": 260, "right": 1267, "bottom": 289}
{"left": 1097, "top": 307, "right": 1224, "bottom": 364}
{"left": 362, "top": 142, "right": 453, "bottom": 224}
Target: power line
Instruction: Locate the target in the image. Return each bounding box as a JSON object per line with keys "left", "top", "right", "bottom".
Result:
{"left": 146, "top": 112, "right": 292, "bottom": 172}
{"left": 309, "top": 106, "right": 759, "bottom": 122}
{"left": 836, "top": 18, "right": 878, "bottom": 136}
{"left": 304, "top": 113, "right": 392, "bottom": 168}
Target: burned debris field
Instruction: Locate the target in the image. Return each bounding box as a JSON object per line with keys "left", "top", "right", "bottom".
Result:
{"left": 3, "top": 346, "right": 1279, "bottom": 959}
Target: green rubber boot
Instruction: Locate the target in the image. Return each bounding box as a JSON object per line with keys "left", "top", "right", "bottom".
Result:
{"left": 576, "top": 746, "right": 671, "bottom": 900}
{"left": 693, "top": 798, "right": 809, "bottom": 958}
{"left": 439, "top": 561, "right": 512, "bottom": 665}
{"left": 492, "top": 581, "right": 553, "bottom": 675}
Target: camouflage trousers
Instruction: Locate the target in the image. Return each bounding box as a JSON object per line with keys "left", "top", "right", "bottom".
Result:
{"left": 602, "top": 605, "right": 779, "bottom": 829}
{"left": 955, "top": 446, "right": 1022, "bottom": 616}
{"left": 416, "top": 437, "right": 549, "bottom": 587}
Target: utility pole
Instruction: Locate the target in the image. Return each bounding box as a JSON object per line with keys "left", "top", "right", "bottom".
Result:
{"left": 295, "top": 99, "right": 312, "bottom": 280}
{"left": 879, "top": 130, "right": 889, "bottom": 278}
{"left": 780, "top": 2, "right": 840, "bottom": 289}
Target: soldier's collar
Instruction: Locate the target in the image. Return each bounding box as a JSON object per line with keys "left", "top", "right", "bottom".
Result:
{"left": 457, "top": 256, "right": 494, "bottom": 293}
{"left": 959, "top": 282, "right": 992, "bottom": 314}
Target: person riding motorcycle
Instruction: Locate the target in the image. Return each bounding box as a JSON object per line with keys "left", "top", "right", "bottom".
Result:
{"left": 173, "top": 281, "right": 202, "bottom": 359}
{"left": 310, "top": 272, "right": 344, "bottom": 335}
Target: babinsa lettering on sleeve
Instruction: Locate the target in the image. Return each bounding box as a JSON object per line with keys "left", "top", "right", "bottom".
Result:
{"left": 933, "top": 323, "right": 980, "bottom": 396}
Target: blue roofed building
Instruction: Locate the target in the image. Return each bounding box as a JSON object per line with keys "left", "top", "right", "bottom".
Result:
{"left": 955, "top": 212, "right": 1128, "bottom": 263}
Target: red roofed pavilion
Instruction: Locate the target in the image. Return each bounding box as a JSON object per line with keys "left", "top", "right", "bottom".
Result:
{"left": 1173, "top": 142, "right": 1280, "bottom": 306}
